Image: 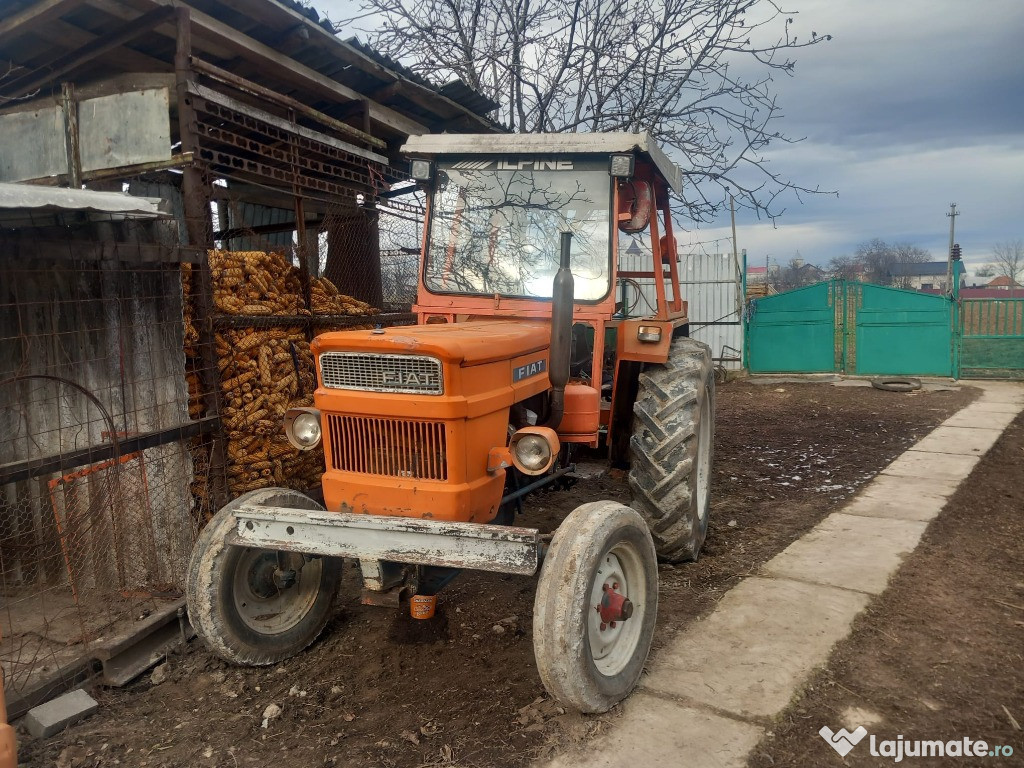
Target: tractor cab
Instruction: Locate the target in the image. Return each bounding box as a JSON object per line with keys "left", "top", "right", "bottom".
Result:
{"left": 404, "top": 133, "right": 689, "bottom": 375}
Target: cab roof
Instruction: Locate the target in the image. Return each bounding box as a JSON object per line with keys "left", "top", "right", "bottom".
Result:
{"left": 401, "top": 132, "right": 682, "bottom": 195}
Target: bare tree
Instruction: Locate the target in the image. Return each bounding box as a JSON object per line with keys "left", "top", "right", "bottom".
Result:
{"left": 827, "top": 253, "right": 862, "bottom": 281}
{"left": 853, "top": 239, "right": 930, "bottom": 287}
{"left": 774, "top": 257, "right": 823, "bottom": 291}
{"left": 991, "top": 240, "right": 1024, "bottom": 286}
{"left": 338, "top": 0, "right": 831, "bottom": 222}
{"left": 974, "top": 264, "right": 995, "bottom": 279}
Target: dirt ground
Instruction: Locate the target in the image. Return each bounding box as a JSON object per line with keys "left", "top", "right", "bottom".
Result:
{"left": 748, "top": 410, "right": 1024, "bottom": 768}
{"left": 20, "top": 380, "right": 978, "bottom": 768}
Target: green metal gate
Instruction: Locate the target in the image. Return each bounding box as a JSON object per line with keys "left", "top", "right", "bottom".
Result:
{"left": 747, "top": 280, "right": 953, "bottom": 376}
{"left": 848, "top": 283, "right": 953, "bottom": 376}
{"left": 960, "top": 299, "right": 1024, "bottom": 379}
{"left": 746, "top": 281, "right": 837, "bottom": 373}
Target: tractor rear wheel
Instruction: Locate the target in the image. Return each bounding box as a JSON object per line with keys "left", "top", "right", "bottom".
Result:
{"left": 186, "top": 488, "right": 342, "bottom": 666}
{"left": 628, "top": 337, "right": 715, "bottom": 563}
{"left": 533, "top": 501, "right": 658, "bottom": 713}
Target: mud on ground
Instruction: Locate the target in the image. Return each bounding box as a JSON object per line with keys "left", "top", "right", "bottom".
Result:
{"left": 747, "top": 410, "right": 1024, "bottom": 768}
{"left": 21, "top": 380, "right": 977, "bottom": 768}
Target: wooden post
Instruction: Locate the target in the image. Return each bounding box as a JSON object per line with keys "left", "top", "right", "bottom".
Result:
{"left": 61, "top": 82, "right": 82, "bottom": 188}
{"left": 174, "top": 7, "right": 227, "bottom": 510}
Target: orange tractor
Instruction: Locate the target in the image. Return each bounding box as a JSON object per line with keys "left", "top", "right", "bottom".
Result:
{"left": 186, "top": 133, "right": 714, "bottom": 713}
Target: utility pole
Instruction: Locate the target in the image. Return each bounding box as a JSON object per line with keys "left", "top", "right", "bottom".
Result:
{"left": 945, "top": 203, "right": 959, "bottom": 293}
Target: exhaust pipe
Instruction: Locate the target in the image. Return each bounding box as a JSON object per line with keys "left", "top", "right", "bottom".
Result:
{"left": 543, "top": 232, "right": 573, "bottom": 430}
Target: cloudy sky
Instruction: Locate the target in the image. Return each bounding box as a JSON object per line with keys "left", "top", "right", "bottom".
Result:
{"left": 686, "top": 0, "right": 1024, "bottom": 274}
{"left": 319, "top": 0, "right": 1024, "bottom": 274}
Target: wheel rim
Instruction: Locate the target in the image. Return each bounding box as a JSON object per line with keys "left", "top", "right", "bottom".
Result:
{"left": 695, "top": 389, "right": 712, "bottom": 522}
{"left": 232, "top": 550, "right": 323, "bottom": 635}
{"left": 587, "top": 541, "right": 647, "bottom": 677}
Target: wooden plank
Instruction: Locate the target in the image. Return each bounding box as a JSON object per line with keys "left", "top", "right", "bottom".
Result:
{"left": 71, "top": 72, "right": 176, "bottom": 100}
{"left": 190, "top": 57, "right": 386, "bottom": 149}
{"left": 0, "top": 237, "right": 203, "bottom": 264}
{"left": 0, "top": 416, "right": 218, "bottom": 486}
{"left": 0, "top": 6, "right": 176, "bottom": 99}
{"left": 118, "top": 0, "right": 429, "bottom": 136}
{"left": 0, "top": 0, "right": 87, "bottom": 45}
{"left": 30, "top": 17, "right": 170, "bottom": 73}
{"left": 188, "top": 82, "right": 388, "bottom": 166}
{"left": 211, "top": 182, "right": 328, "bottom": 214}
{"left": 17, "top": 152, "right": 194, "bottom": 186}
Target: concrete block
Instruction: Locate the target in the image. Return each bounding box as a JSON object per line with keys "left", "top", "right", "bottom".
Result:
{"left": 911, "top": 425, "right": 1003, "bottom": 456}
{"left": 843, "top": 475, "right": 955, "bottom": 521}
{"left": 23, "top": 689, "right": 98, "bottom": 738}
{"left": 882, "top": 450, "right": 979, "bottom": 481}
{"left": 545, "top": 694, "right": 762, "bottom": 768}
{"left": 645, "top": 577, "right": 868, "bottom": 719}
{"left": 762, "top": 513, "right": 927, "bottom": 594}
{"left": 943, "top": 408, "right": 1018, "bottom": 429}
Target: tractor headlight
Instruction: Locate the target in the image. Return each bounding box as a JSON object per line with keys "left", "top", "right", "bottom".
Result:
{"left": 637, "top": 325, "right": 662, "bottom": 343}
{"left": 283, "top": 407, "right": 322, "bottom": 451}
{"left": 509, "top": 427, "right": 560, "bottom": 475}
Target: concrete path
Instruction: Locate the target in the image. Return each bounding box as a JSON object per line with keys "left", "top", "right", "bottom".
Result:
{"left": 545, "top": 381, "right": 1024, "bottom": 768}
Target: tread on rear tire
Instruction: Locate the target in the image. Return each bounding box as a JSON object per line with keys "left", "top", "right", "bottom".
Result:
{"left": 628, "top": 337, "right": 715, "bottom": 563}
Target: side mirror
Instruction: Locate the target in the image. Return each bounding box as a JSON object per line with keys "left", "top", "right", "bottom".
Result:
{"left": 617, "top": 181, "right": 653, "bottom": 233}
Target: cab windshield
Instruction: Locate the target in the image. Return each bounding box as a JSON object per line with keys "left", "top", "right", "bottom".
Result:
{"left": 424, "top": 158, "right": 612, "bottom": 301}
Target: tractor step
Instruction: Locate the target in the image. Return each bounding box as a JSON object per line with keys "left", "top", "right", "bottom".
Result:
{"left": 227, "top": 505, "right": 541, "bottom": 575}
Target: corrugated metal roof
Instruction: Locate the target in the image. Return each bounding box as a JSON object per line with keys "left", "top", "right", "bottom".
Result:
{"left": 0, "top": 183, "right": 165, "bottom": 217}
{"left": 438, "top": 81, "right": 500, "bottom": 117}
{"left": 891, "top": 261, "right": 965, "bottom": 277}
{"left": 343, "top": 37, "right": 500, "bottom": 117}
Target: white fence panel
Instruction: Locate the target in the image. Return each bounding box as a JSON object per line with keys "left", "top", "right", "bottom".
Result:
{"left": 618, "top": 246, "right": 744, "bottom": 368}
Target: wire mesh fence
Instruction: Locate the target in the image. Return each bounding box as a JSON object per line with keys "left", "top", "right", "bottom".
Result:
{"left": 0, "top": 207, "right": 217, "bottom": 696}
{"left": 1, "top": 162, "right": 424, "bottom": 698}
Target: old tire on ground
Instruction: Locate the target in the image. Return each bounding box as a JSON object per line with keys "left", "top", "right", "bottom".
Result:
{"left": 871, "top": 376, "right": 922, "bottom": 392}
{"left": 628, "top": 337, "right": 715, "bottom": 563}
{"left": 186, "top": 488, "right": 342, "bottom": 666}
{"left": 533, "top": 501, "right": 658, "bottom": 713}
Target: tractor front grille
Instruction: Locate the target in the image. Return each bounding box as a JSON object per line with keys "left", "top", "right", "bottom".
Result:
{"left": 326, "top": 415, "right": 448, "bottom": 480}
{"left": 319, "top": 352, "right": 443, "bottom": 395}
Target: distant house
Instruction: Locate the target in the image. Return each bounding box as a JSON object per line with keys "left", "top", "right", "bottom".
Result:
{"left": 986, "top": 275, "right": 1022, "bottom": 290}
{"left": 792, "top": 261, "right": 826, "bottom": 283}
{"left": 889, "top": 261, "right": 966, "bottom": 291}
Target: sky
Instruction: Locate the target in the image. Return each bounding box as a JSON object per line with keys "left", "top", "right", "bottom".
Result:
{"left": 316, "top": 0, "right": 1024, "bottom": 275}
{"left": 684, "top": 0, "right": 1024, "bottom": 275}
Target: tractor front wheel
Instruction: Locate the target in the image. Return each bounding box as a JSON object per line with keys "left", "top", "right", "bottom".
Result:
{"left": 629, "top": 337, "right": 715, "bottom": 562}
{"left": 533, "top": 501, "right": 658, "bottom": 713}
{"left": 186, "top": 488, "right": 342, "bottom": 666}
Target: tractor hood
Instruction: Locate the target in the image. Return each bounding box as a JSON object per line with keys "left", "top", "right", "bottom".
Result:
{"left": 312, "top": 320, "right": 551, "bottom": 367}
